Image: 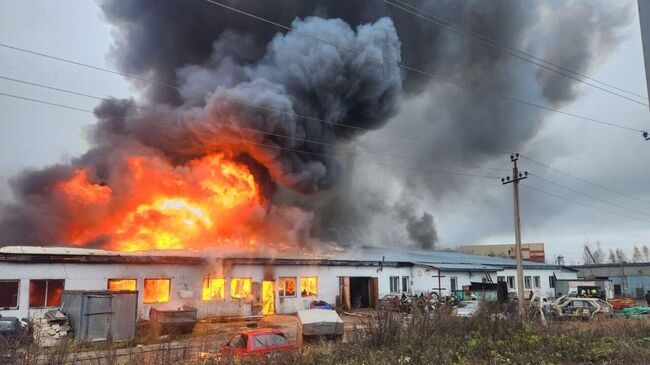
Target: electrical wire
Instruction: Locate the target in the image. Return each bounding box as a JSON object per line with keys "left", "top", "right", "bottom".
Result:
{"left": 199, "top": 0, "right": 646, "bottom": 133}
{"left": 0, "top": 42, "right": 509, "bottom": 152}
{"left": 528, "top": 173, "right": 650, "bottom": 218}
{"left": 0, "top": 74, "right": 511, "bottom": 173}
{"left": 0, "top": 91, "right": 501, "bottom": 180}
{"left": 521, "top": 155, "right": 650, "bottom": 206}
{"left": 521, "top": 183, "right": 650, "bottom": 224}
{"left": 382, "top": 0, "right": 649, "bottom": 103}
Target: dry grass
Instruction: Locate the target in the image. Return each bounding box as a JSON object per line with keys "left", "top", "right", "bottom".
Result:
{"left": 3, "top": 308, "right": 650, "bottom": 365}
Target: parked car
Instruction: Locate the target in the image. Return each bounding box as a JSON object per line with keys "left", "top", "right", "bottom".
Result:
{"left": 553, "top": 297, "right": 613, "bottom": 320}
{"left": 0, "top": 317, "right": 23, "bottom": 360}
{"left": 0, "top": 317, "right": 22, "bottom": 338}
{"left": 215, "top": 329, "right": 293, "bottom": 359}
{"left": 453, "top": 301, "right": 480, "bottom": 317}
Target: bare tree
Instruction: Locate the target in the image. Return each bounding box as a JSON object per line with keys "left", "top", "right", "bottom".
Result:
{"left": 632, "top": 246, "right": 643, "bottom": 263}
{"left": 582, "top": 241, "right": 605, "bottom": 264}
{"left": 615, "top": 248, "right": 627, "bottom": 263}
{"left": 608, "top": 249, "right": 616, "bottom": 263}
{"left": 643, "top": 245, "right": 649, "bottom": 262}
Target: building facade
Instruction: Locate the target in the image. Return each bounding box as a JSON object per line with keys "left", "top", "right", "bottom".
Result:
{"left": 0, "top": 246, "right": 576, "bottom": 320}
{"left": 459, "top": 243, "right": 546, "bottom": 263}
{"left": 571, "top": 262, "right": 650, "bottom": 298}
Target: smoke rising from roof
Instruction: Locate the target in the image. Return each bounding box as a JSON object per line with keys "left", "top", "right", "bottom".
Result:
{"left": 0, "top": 0, "right": 633, "bottom": 250}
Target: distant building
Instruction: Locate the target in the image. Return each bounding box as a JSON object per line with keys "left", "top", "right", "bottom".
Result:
{"left": 570, "top": 262, "right": 650, "bottom": 299}
{"left": 459, "top": 243, "right": 545, "bottom": 263}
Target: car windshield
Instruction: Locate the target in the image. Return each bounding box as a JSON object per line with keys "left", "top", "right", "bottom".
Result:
{"left": 458, "top": 301, "right": 477, "bottom": 308}
{"left": 252, "top": 333, "right": 289, "bottom": 350}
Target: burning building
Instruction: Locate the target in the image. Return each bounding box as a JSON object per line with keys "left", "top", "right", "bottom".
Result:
{"left": 0, "top": 246, "right": 576, "bottom": 321}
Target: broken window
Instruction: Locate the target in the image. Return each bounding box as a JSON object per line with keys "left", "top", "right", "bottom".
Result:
{"left": 230, "top": 278, "right": 252, "bottom": 299}
{"left": 202, "top": 278, "right": 225, "bottom": 300}
{"left": 29, "top": 279, "right": 64, "bottom": 308}
{"left": 524, "top": 276, "right": 532, "bottom": 290}
{"left": 279, "top": 277, "right": 296, "bottom": 297}
{"left": 143, "top": 278, "right": 170, "bottom": 303}
{"left": 0, "top": 280, "right": 19, "bottom": 309}
{"left": 401, "top": 276, "right": 410, "bottom": 293}
{"left": 533, "top": 276, "right": 541, "bottom": 289}
{"left": 107, "top": 279, "right": 137, "bottom": 291}
{"left": 300, "top": 277, "right": 318, "bottom": 297}
{"left": 389, "top": 276, "right": 399, "bottom": 293}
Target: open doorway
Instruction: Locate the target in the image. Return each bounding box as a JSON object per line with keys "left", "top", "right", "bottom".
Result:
{"left": 262, "top": 280, "right": 275, "bottom": 315}
{"left": 340, "top": 277, "right": 378, "bottom": 309}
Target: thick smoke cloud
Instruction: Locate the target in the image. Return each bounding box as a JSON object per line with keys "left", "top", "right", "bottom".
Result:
{"left": 0, "top": 0, "right": 632, "bottom": 250}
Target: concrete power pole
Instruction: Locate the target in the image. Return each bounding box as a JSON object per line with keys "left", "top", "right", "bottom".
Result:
{"left": 501, "top": 153, "right": 528, "bottom": 314}
{"left": 638, "top": 0, "right": 650, "bottom": 140}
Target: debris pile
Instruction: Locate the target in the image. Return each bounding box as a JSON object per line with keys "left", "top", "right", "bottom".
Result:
{"left": 34, "top": 310, "right": 71, "bottom": 346}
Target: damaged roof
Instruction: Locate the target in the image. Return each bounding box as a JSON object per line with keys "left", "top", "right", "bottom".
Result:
{"left": 0, "top": 245, "right": 576, "bottom": 271}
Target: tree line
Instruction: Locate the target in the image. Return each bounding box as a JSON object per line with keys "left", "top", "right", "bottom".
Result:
{"left": 582, "top": 241, "right": 650, "bottom": 264}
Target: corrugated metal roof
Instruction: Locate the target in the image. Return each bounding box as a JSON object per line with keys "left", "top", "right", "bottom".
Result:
{"left": 417, "top": 262, "right": 502, "bottom": 272}
{"left": 0, "top": 245, "right": 576, "bottom": 271}
{"left": 0, "top": 246, "right": 123, "bottom": 256}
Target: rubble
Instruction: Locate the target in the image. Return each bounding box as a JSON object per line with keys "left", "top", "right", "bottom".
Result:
{"left": 33, "top": 310, "right": 71, "bottom": 347}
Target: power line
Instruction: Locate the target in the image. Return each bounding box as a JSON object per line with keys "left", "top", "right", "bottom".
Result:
{"left": 0, "top": 43, "right": 506, "bottom": 152}
{"left": 383, "top": 0, "right": 648, "bottom": 103}
{"left": 200, "top": 0, "right": 646, "bottom": 134}
{"left": 0, "top": 91, "right": 501, "bottom": 180}
{"left": 520, "top": 155, "right": 650, "bottom": 206}
{"left": 529, "top": 173, "right": 650, "bottom": 218}
{"left": 0, "top": 74, "right": 510, "bottom": 173}
{"left": 521, "top": 183, "right": 650, "bottom": 224}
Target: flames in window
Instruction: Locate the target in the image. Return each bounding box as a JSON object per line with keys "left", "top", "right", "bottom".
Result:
{"left": 202, "top": 278, "right": 225, "bottom": 300}
{"left": 300, "top": 277, "right": 317, "bottom": 297}
{"left": 108, "top": 279, "right": 137, "bottom": 291}
{"left": 230, "top": 278, "right": 252, "bottom": 299}
{"left": 143, "top": 278, "right": 170, "bottom": 303}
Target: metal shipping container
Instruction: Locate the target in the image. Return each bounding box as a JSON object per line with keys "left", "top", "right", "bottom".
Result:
{"left": 61, "top": 290, "right": 137, "bottom": 342}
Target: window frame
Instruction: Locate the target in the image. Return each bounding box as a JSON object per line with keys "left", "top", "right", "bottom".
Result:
{"left": 533, "top": 276, "right": 541, "bottom": 289}
{"left": 401, "top": 276, "right": 410, "bottom": 293}
{"left": 230, "top": 277, "right": 253, "bottom": 300}
{"left": 278, "top": 277, "right": 297, "bottom": 298}
{"left": 143, "top": 278, "right": 171, "bottom": 304}
{"left": 549, "top": 276, "right": 556, "bottom": 289}
{"left": 107, "top": 278, "right": 137, "bottom": 292}
{"left": 389, "top": 276, "right": 400, "bottom": 293}
{"left": 29, "top": 279, "right": 65, "bottom": 308}
{"left": 450, "top": 277, "right": 458, "bottom": 292}
{"left": 0, "top": 280, "right": 20, "bottom": 310}
{"left": 202, "top": 277, "right": 226, "bottom": 301}
{"left": 507, "top": 276, "right": 515, "bottom": 289}
{"left": 497, "top": 276, "right": 506, "bottom": 283}
{"left": 300, "top": 277, "right": 318, "bottom": 297}
{"left": 524, "top": 276, "right": 532, "bottom": 290}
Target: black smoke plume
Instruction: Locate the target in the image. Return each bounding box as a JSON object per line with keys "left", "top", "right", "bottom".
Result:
{"left": 0, "top": 0, "right": 632, "bottom": 249}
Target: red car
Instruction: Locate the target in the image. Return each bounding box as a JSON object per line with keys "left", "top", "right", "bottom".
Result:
{"left": 219, "top": 329, "right": 294, "bottom": 358}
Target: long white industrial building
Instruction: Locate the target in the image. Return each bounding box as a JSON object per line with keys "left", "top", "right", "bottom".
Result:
{"left": 0, "top": 246, "right": 577, "bottom": 320}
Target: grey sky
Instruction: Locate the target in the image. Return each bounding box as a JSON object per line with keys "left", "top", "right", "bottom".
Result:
{"left": 0, "top": 0, "right": 649, "bottom": 263}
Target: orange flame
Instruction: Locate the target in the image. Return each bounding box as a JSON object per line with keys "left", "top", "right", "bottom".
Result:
{"left": 52, "top": 152, "right": 263, "bottom": 251}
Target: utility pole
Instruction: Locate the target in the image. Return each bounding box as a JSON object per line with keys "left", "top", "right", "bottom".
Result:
{"left": 501, "top": 153, "right": 528, "bottom": 314}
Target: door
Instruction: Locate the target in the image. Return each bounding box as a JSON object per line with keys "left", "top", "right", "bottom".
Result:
{"left": 84, "top": 294, "right": 112, "bottom": 342}
{"left": 369, "top": 277, "right": 379, "bottom": 308}
{"left": 262, "top": 280, "right": 275, "bottom": 315}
